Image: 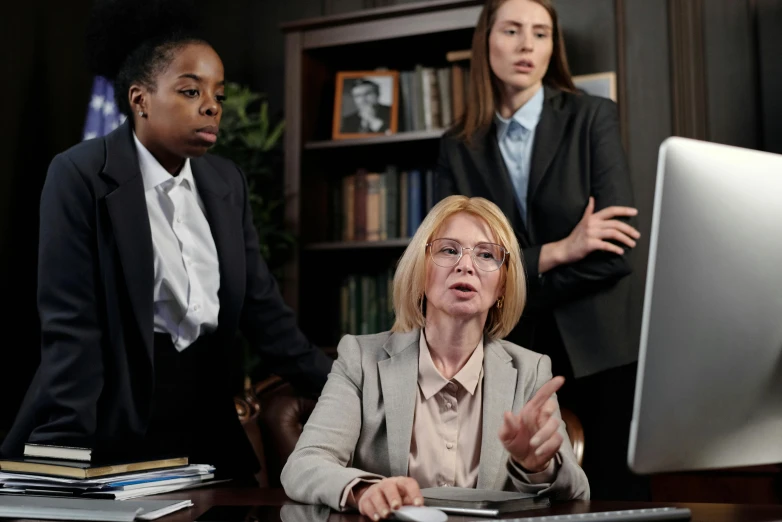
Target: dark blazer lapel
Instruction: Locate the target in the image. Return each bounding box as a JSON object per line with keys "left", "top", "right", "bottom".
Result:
{"left": 466, "top": 124, "right": 528, "bottom": 239}
{"left": 527, "top": 88, "right": 569, "bottom": 205}
{"left": 102, "top": 122, "right": 155, "bottom": 362}
{"left": 190, "top": 157, "right": 244, "bottom": 334}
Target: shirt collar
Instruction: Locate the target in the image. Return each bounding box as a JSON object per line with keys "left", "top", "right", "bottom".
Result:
{"left": 133, "top": 132, "right": 194, "bottom": 192}
{"left": 418, "top": 329, "right": 485, "bottom": 400}
{"left": 495, "top": 85, "right": 545, "bottom": 141}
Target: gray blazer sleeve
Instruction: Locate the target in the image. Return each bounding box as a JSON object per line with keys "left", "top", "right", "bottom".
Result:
{"left": 506, "top": 355, "right": 590, "bottom": 500}
{"left": 281, "top": 335, "right": 384, "bottom": 510}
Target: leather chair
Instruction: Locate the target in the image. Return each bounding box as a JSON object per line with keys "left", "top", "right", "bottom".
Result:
{"left": 237, "top": 376, "right": 585, "bottom": 488}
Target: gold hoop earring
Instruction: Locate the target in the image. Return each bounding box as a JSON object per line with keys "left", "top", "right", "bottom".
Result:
{"left": 496, "top": 296, "right": 504, "bottom": 309}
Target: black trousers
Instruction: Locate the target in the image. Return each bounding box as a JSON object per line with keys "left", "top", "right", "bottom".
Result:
{"left": 143, "top": 333, "right": 257, "bottom": 482}
{"left": 511, "top": 314, "right": 651, "bottom": 501}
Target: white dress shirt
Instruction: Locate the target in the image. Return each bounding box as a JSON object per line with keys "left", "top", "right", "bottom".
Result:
{"left": 134, "top": 133, "right": 220, "bottom": 351}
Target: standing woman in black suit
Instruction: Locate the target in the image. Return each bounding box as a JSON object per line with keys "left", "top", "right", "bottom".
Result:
{"left": 435, "top": 0, "right": 647, "bottom": 500}
{"left": 1, "top": 0, "right": 332, "bottom": 482}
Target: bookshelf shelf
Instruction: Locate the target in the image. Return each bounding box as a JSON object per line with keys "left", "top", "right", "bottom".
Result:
{"left": 304, "top": 238, "right": 411, "bottom": 251}
{"left": 283, "top": 0, "right": 478, "bottom": 348}
{"left": 305, "top": 130, "right": 445, "bottom": 150}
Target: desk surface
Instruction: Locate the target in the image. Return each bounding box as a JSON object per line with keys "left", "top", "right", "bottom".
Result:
{"left": 12, "top": 487, "right": 782, "bottom": 522}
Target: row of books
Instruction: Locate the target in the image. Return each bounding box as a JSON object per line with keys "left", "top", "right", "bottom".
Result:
{"left": 339, "top": 269, "right": 396, "bottom": 338}
{"left": 398, "top": 61, "right": 470, "bottom": 133}
{"left": 328, "top": 165, "right": 439, "bottom": 242}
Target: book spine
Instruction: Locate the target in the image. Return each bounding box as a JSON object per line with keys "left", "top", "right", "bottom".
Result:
{"left": 348, "top": 275, "right": 358, "bottom": 334}
{"left": 425, "top": 169, "right": 434, "bottom": 213}
{"left": 378, "top": 173, "right": 387, "bottom": 241}
{"left": 437, "top": 67, "right": 453, "bottom": 128}
{"left": 399, "top": 171, "right": 409, "bottom": 238}
{"left": 385, "top": 165, "right": 399, "bottom": 239}
{"left": 451, "top": 64, "right": 465, "bottom": 123}
{"left": 354, "top": 169, "right": 368, "bottom": 241}
{"left": 343, "top": 175, "right": 355, "bottom": 241}
{"left": 365, "top": 173, "right": 381, "bottom": 241}
{"left": 408, "top": 169, "right": 422, "bottom": 237}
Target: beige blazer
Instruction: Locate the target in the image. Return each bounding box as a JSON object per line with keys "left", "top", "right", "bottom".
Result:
{"left": 281, "top": 329, "right": 590, "bottom": 510}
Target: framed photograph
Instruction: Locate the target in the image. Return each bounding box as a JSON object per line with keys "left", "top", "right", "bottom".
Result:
{"left": 332, "top": 71, "right": 399, "bottom": 140}
{"left": 572, "top": 71, "right": 617, "bottom": 102}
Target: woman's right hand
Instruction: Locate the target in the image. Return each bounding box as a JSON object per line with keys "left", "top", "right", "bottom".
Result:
{"left": 558, "top": 197, "right": 640, "bottom": 265}
{"left": 354, "top": 477, "right": 424, "bottom": 520}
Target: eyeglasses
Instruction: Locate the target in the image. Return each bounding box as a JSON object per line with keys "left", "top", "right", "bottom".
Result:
{"left": 426, "top": 238, "right": 507, "bottom": 272}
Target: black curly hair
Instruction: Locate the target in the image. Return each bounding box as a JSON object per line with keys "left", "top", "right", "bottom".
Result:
{"left": 85, "top": 0, "right": 211, "bottom": 117}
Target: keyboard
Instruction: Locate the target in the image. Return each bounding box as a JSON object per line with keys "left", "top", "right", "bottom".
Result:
{"left": 473, "top": 507, "right": 692, "bottom": 521}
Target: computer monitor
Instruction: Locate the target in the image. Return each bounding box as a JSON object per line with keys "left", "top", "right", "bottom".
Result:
{"left": 628, "top": 137, "right": 782, "bottom": 474}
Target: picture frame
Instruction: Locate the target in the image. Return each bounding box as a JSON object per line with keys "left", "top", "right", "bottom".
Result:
{"left": 572, "top": 71, "right": 617, "bottom": 102}
{"left": 332, "top": 70, "right": 399, "bottom": 140}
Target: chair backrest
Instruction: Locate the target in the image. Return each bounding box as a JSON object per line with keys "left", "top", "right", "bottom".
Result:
{"left": 238, "top": 377, "right": 586, "bottom": 487}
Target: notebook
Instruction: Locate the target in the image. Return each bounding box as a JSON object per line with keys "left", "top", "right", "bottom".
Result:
{"left": 0, "top": 495, "right": 193, "bottom": 521}
{"left": 0, "top": 456, "right": 188, "bottom": 479}
{"left": 421, "top": 487, "right": 550, "bottom": 516}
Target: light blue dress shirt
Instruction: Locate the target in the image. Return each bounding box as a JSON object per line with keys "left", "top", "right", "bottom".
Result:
{"left": 495, "top": 86, "right": 545, "bottom": 225}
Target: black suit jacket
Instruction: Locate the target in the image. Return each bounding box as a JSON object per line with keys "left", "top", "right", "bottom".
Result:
{"left": 341, "top": 105, "right": 392, "bottom": 134}
{"left": 2, "top": 122, "right": 333, "bottom": 469}
{"left": 435, "top": 88, "right": 638, "bottom": 378}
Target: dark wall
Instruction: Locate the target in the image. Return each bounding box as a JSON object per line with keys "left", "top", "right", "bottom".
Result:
{"left": 0, "top": 0, "right": 94, "bottom": 437}
{"left": 703, "top": 0, "right": 760, "bottom": 149}
{"left": 1, "top": 0, "right": 778, "bottom": 439}
{"left": 622, "top": 0, "right": 673, "bottom": 361}
{"left": 756, "top": 0, "right": 782, "bottom": 154}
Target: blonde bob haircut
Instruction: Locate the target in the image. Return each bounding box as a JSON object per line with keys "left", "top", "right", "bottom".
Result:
{"left": 391, "top": 195, "right": 526, "bottom": 340}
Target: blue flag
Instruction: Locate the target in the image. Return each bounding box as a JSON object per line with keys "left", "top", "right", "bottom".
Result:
{"left": 82, "top": 76, "right": 126, "bottom": 141}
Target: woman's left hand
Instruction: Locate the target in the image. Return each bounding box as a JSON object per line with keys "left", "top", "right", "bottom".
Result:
{"left": 498, "top": 376, "right": 565, "bottom": 472}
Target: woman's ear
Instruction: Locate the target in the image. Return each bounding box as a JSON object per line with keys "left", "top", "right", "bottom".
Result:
{"left": 129, "top": 84, "right": 148, "bottom": 118}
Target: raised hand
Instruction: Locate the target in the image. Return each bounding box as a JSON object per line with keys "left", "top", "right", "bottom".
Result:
{"left": 498, "top": 376, "right": 565, "bottom": 472}
{"left": 561, "top": 197, "right": 640, "bottom": 263}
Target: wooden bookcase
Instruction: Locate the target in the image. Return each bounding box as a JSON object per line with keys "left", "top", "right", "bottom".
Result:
{"left": 280, "top": 0, "right": 483, "bottom": 348}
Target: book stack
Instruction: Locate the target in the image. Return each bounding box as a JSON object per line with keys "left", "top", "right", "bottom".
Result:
{"left": 397, "top": 50, "right": 472, "bottom": 133}
{"left": 328, "top": 165, "right": 437, "bottom": 242}
{"left": 0, "top": 444, "right": 216, "bottom": 500}
{"left": 339, "top": 266, "right": 396, "bottom": 337}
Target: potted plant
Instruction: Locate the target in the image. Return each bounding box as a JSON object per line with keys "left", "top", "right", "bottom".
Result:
{"left": 211, "top": 82, "right": 293, "bottom": 278}
{"left": 211, "top": 83, "right": 294, "bottom": 382}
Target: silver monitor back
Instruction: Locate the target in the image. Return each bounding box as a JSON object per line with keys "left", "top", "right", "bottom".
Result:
{"left": 628, "top": 137, "right": 782, "bottom": 474}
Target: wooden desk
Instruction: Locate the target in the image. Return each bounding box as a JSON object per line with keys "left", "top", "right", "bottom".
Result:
{"left": 144, "top": 487, "right": 782, "bottom": 522}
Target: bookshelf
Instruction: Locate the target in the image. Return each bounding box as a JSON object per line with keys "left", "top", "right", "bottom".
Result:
{"left": 304, "top": 129, "right": 444, "bottom": 150}
{"left": 281, "top": 0, "right": 483, "bottom": 348}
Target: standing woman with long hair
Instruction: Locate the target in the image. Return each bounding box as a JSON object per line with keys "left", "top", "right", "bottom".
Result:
{"left": 435, "top": 0, "right": 647, "bottom": 500}
{"left": 1, "top": 0, "right": 332, "bottom": 482}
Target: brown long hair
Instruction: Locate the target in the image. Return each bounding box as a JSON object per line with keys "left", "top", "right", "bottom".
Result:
{"left": 458, "top": 0, "right": 576, "bottom": 144}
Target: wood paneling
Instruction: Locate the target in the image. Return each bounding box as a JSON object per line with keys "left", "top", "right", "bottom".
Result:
{"left": 621, "top": 0, "right": 673, "bottom": 382}
{"left": 756, "top": 0, "right": 782, "bottom": 153}
{"left": 668, "top": 0, "right": 708, "bottom": 140}
{"left": 702, "top": 0, "right": 759, "bottom": 148}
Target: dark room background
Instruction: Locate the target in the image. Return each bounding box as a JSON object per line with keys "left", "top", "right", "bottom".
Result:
{"left": 1, "top": 0, "right": 780, "bottom": 441}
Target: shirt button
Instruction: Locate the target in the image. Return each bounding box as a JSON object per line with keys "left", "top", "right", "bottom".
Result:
{"left": 193, "top": 304, "right": 200, "bottom": 312}
{"left": 176, "top": 216, "right": 183, "bottom": 223}
{"left": 446, "top": 442, "right": 454, "bottom": 450}
{"left": 445, "top": 402, "right": 453, "bottom": 409}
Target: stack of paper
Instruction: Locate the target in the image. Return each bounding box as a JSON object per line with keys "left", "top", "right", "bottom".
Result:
{"left": 0, "top": 495, "right": 193, "bottom": 521}
{"left": 0, "top": 464, "right": 216, "bottom": 500}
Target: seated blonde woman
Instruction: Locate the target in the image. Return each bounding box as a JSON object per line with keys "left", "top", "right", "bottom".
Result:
{"left": 281, "top": 196, "right": 589, "bottom": 519}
